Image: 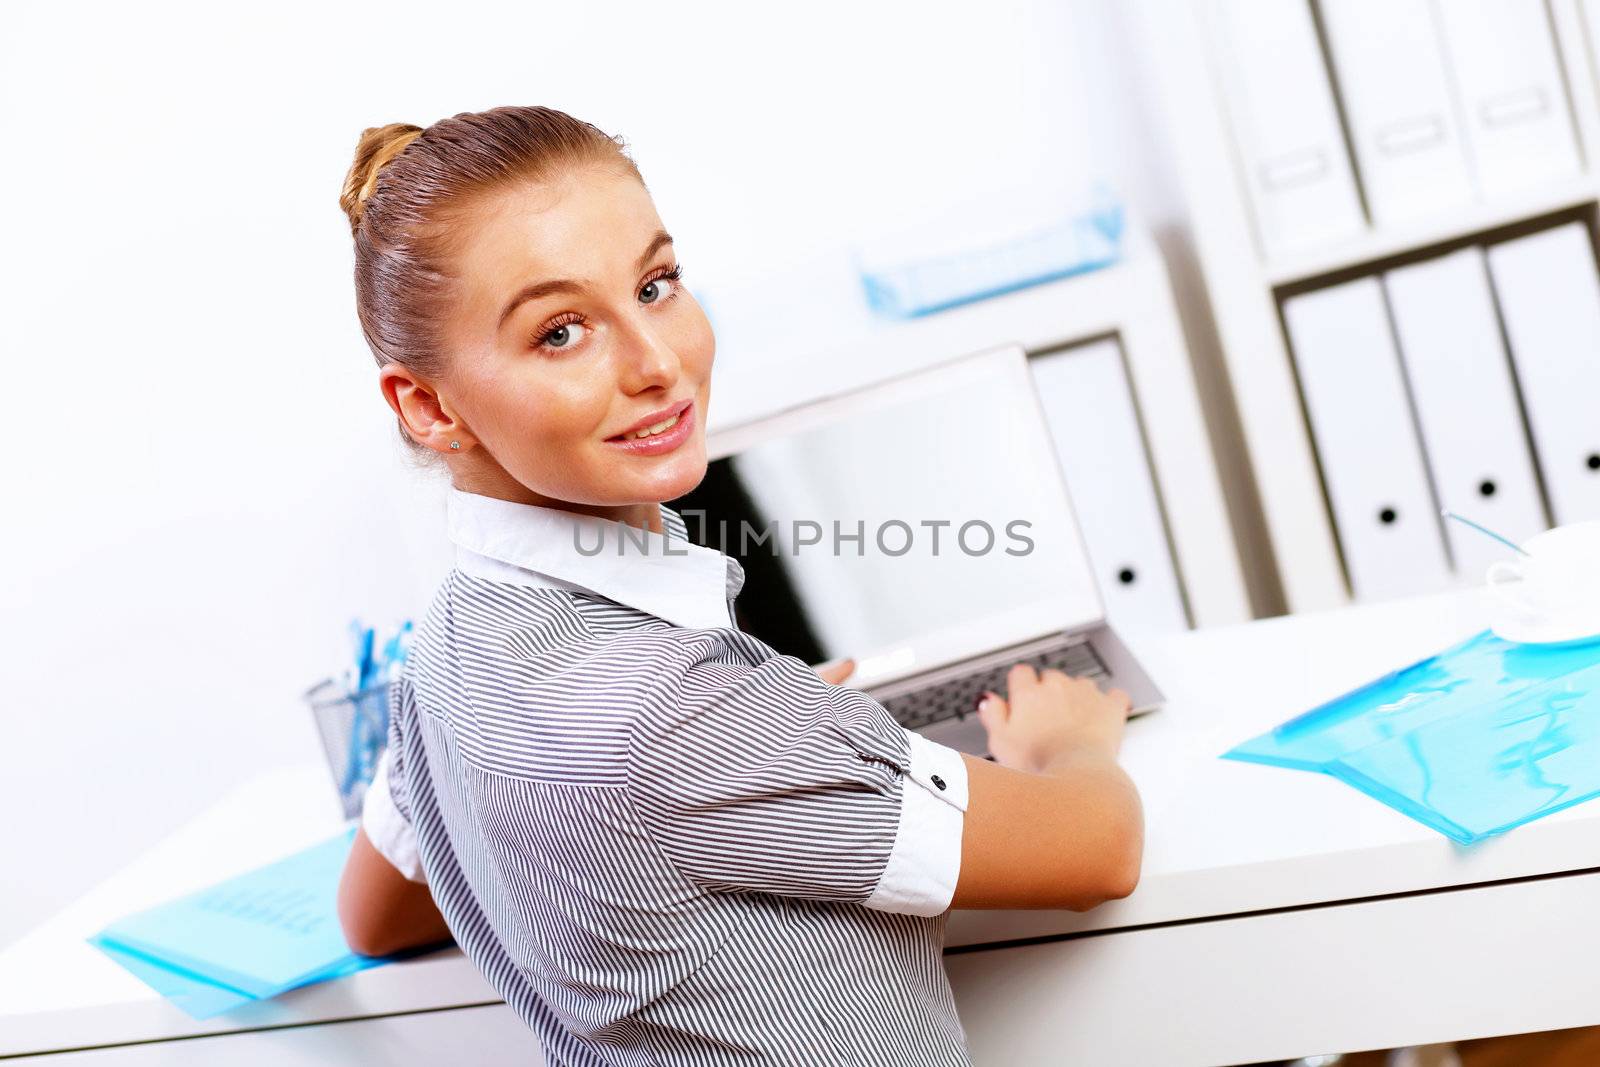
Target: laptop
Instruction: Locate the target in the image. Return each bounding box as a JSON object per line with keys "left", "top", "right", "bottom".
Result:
{"left": 668, "top": 343, "right": 1163, "bottom": 756}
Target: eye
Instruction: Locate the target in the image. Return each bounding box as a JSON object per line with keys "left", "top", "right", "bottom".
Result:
{"left": 639, "top": 268, "right": 681, "bottom": 305}
{"left": 538, "top": 318, "right": 590, "bottom": 351}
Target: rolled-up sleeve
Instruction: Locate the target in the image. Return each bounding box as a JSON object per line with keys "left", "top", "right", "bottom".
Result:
{"left": 862, "top": 728, "right": 970, "bottom": 915}
{"left": 359, "top": 682, "right": 427, "bottom": 884}
{"left": 624, "top": 635, "right": 968, "bottom": 916}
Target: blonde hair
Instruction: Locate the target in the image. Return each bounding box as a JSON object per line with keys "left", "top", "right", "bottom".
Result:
{"left": 338, "top": 106, "right": 643, "bottom": 452}
{"left": 338, "top": 124, "right": 424, "bottom": 235}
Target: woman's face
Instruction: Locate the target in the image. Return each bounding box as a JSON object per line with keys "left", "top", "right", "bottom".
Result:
{"left": 417, "top": 163, "right": 714, "bottom": 523}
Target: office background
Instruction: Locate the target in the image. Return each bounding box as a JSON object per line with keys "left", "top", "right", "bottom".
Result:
{"left": 9, "top": 0, "right": 1600, "bottom": 963}
{"left": 0, "top": 0, "right": 1181, "bottom": 950}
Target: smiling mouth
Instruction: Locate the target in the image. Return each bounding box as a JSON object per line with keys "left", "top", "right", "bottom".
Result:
{"left": 603, "top": 399, "right": 696, "bottom": 457}
{"left": 609, "top": 410, "right": 684, "bottom": 441}
{"left": 606, "top": 399, "right": 693, "bottom": 442}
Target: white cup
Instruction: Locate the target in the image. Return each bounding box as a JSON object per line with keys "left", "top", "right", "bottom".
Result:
{"left": 1486, "top": 520, "right": 1600, "bottom": 623}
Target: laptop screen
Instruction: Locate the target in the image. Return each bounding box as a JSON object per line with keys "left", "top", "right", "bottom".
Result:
{"left": 667, "top": 347, "right": 1103, "bottom": 687}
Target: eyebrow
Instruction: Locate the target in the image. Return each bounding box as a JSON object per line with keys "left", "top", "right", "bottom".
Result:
{"left": 497, "top": 229, "right": 675, "bottom": 329}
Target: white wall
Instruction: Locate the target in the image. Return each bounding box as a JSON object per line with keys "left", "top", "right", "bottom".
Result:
{"left": 0, "top": 0, "right": 1172, "bottom": 947}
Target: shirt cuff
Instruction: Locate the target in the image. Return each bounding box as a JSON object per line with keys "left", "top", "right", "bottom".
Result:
{"left": 861, "top": 729, "right": 969, "bottom": 917}
{"left": 361, "top": 749, "right": 427, "bottom": 884}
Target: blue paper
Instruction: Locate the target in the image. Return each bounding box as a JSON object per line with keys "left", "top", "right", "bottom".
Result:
{"left": 1224, "top": 630, "right": 1600, "bottom": 843}
{"left": 89, "top": 827, "right": 387, "bottom": 1018}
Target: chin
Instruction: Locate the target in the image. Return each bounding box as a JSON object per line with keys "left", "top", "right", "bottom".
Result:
{"left": 598, "top": 447, "right": 707, "bottom": 506}
{"left": 644, "top": 451, "right": 709, "bottom": 503}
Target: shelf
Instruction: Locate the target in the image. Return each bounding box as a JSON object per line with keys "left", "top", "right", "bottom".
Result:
{"left": 1136, "top": 0, "right": 1600, "bottom": 617}
{"left": 696, "top": 217, "right": 1253, "bottom": 628}
{"left": 1263, "top": 177, "right": 1600, "bottom": 288}
{"left": 705, "top": 226, "right": 1166, "bottom": 432}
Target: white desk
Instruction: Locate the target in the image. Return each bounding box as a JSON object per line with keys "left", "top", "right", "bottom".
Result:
{"left": 6, "top": 589, "right": 1599, "bottom": 1064}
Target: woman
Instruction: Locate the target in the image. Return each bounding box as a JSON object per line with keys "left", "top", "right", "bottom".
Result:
{"left": 334, "top": 105, "right": 1142, "bottom": 1066}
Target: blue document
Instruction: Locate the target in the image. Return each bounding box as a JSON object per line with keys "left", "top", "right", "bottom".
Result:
{"left": 89, "top": 827, "right": 388, "bottom": 1019}
{"left": 1224, "top": 631, "right": 1600, "bottom": 843}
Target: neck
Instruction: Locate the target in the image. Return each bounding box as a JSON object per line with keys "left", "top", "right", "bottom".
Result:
{"left": 450, "top": 466, "right": 662, "bottom": 534}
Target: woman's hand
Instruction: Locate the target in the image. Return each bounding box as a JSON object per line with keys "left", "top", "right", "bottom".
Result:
{"left": 977, "top": 663, "right": 1131, "bottom": 774}
{"left": 813, "top": 657, "right": 856, "bottom": 685}
{"left": 954, "top": 665, "right": 1144, "bottom": 910}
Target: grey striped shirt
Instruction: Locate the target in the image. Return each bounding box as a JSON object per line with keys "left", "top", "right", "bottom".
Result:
{"left": 362, "top": 488, "right": 972, "bottom": 1065}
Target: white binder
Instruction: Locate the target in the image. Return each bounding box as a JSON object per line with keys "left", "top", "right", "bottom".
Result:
{"left": 1434, "top": 0, "right": 1580, "bottom": 198}
{"left": 1283, "top": 277, "right": 1451, "bottom": 600}
{"left": 1029, "top": 339, "right": 1190, "bottom": 633}
{"left": 1383, "top": 248, "right": 1548, "bottom": 578}
{"left": 1318, "top": 0, "right": 1474, "bottom": 225}
{"left": 1486, "top": 223, "right": 1600, "bottom": 525}
{"left": 1207, "top": 0, "right": 1366, "bottom": 255}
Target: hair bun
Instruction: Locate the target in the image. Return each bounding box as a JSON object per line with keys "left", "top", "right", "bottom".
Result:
{"left": 339, "top": 123, "right": 424, "bottom": 234}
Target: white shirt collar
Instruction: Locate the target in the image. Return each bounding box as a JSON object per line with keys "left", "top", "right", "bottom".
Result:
{"left": 445, "top": 487, "right": 742, "bottom": 631}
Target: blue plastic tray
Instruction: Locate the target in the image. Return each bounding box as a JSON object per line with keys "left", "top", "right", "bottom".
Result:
{"left": 1224, "top": 630, "right": 1600, "bottom": 844}
{"left": 858, "top": 200, "right": 1125, "bottom": 319}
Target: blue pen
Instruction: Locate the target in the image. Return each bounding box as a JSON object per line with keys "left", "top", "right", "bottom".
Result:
{"left": 350, "top": 621, "right": 375, "bottom": 692}
{"left": 340, "top": 622, "right": 376, "bottom": 803}
{"left": 380, "top": 621, "right": 414, "bottom": 682}
{"left": 338, "top": 620, "right": 413, "bottom": 803}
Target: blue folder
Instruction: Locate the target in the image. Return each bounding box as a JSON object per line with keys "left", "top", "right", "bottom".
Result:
{"left": 1224, "top": 631, "right": 1600, "bottom": 844}
{"left": 88, "top": 827, "right": 389, "bottom": 1019}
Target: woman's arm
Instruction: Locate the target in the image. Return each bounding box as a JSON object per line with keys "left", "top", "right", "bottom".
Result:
{"left": 336, "top": 827, "right": 453, "bottom": 957}
{"left": 950, "top": 665, "right": 1144, "bottom": 910}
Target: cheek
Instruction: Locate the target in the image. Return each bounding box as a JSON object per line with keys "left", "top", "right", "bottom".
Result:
{"left": 461, "top": 356, "right": 608, "bottom": 446}
{"left": 676, "top": 300, "right": 717, "bottom": 378}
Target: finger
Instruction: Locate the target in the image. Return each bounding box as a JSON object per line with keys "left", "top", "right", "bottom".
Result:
{"left": 1006, "top": 662, "right": 1040, "bottom": 691}
{"left": 814, "top": 658, "right": 856, "bottom": 685}
{"left": 976, "top": 691, "right": 1008, "bottom": 730}
{"left": 1107, "top": 687, "right": 1132, "bottom": 712}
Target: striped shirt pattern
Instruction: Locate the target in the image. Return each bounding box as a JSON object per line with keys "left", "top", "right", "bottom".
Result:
{"left": 365, "top": 490, "right": 972, "bottom": 1066}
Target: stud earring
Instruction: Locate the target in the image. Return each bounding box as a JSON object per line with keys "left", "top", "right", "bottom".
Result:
{"left": 449, "top": 441, "right": 461, "bottom": 450}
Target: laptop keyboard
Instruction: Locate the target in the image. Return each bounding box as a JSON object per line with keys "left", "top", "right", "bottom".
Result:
{"left": 882, "top": 641, "right": 1109, "bottom": 733}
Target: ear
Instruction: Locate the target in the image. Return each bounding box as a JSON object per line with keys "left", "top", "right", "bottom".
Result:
{"left": 377, "top": 363, "right": 477, "bottom": 454}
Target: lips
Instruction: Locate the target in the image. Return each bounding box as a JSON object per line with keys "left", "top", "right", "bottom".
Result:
{"left": 606, "top": 398, "right": 693, "bottom": 441}
{"left": 603, "top": 398, "right": 696, "bottom": 457}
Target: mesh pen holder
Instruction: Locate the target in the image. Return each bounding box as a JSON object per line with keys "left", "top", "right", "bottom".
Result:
{"left": 304, "top": 678, "right": 392, "bottom": 820}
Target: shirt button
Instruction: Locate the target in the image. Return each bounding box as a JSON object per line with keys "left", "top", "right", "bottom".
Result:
{"left": 930, "top": 775, "right": 946, "bottom": 791}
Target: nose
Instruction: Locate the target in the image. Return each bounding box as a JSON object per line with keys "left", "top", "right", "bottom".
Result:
{"left": 614, "top": 311, "right": 680, "bottom": 396}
